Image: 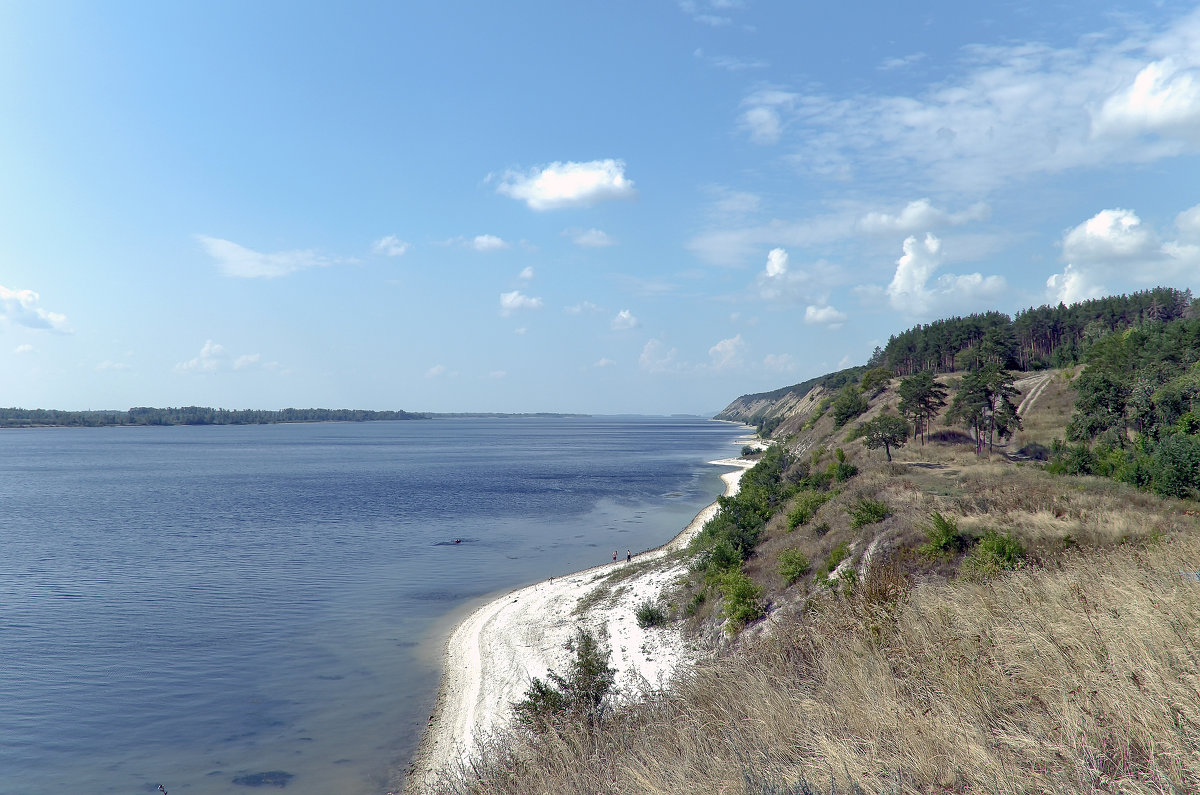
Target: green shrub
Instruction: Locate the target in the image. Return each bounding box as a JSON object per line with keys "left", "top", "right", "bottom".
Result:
{"left": 963, "top": 530, "right": 1025, "bottom": 577}
{"left": 683, "top": 589, "right": 706, "bottom": 617}
{"left": 814, "top": 541, "right": 851, "bottom": 583}
{"left": 719, "top": 570, "right": 764, "bottom": 629}
{"left": 787, "top": 490, "right": 832, "bottom": 529}
{"left": 513, "top": 629, "right": 615, "bottom": 731}
{"left": 634, "top": 600, "right": 668, "bottom": 628}
{"left": 848, "top": 497, "right": 890, "bottom": 528}
{"left": 777, "top": 548, "right": 811, "bottom": 584}
{"left": 917, "top": 511, "right": 964, "bottom": 559}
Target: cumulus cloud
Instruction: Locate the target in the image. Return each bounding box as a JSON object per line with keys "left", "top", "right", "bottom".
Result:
{"left": 885, "top": 234, "right": 1006, "bottom": 316}
{"left": 197, "top": 235, "right": 334, "bottom": 279}
{"left": 567, "top": 228, "right": 616, "bottom": 247}
{"left": 176, "top": 340, "right": 226, "bottom": 372}
{"left": 1046, "top": 205, "right": 1200, "bottom": 304}
{"left": 0, "top": 285, "right": 70, "bottom": 332}
{"left": 594, "top": 357, "right": 616, "bottom": 368}
{"left": 708, "top": 334, "right": 745, "bottom": 370}
{"left": 804, "top": 305, "right": 848, "bottom": 327}
{"left": 611, "top": 309, "right": 639, "bottom": 330}
{"left": 858, "top": 199, "right": 990, "bottom": 235}
{"left": 499, "top": 290, "right": 543, "bottom": 315}
{"left": 495, "top": 159, "right": 636, "bottom": 210}
{"left": 425, "top": 364, "right": 447, "bottom": 378}
{"left": 472, "top": 234, "right": 509, "bottom": 252}
{"left": 14, "top": 344, "right": 34, "bottom": 354}
{"left": 372, "top": 235, "right": 410, "bottom": 257}
{"left": 639, "top": 339, "right": 679, "bottom": 373}
{"left": 1094, "top": 57, "right": 1200, "bottom": 142}
{"left": 233, "top": 353, "right": 261, "bottom": 370}
{"left": 765, "top": 247, "right": 789, "bottom": 277}
{"left": 519, "top": 266, "right": 535, "bottom": 280}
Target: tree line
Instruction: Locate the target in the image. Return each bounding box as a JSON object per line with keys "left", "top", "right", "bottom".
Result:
{"left": 0, "top": 406, "right": 429, "bottom": 428}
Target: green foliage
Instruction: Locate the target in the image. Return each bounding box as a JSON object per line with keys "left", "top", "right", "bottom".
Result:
{"left": 513, "top": 629, "right": 616, "bottom": 732}
{"left": 741, "top": 444, "right": 759, "bottom": 457}
{"left": 1149, "top": 432, "right": 1200, "bottom": 499}
{"left": 719, "top": 570, "right": 765, "bottom": 629}
{"left": 814, "top": 542, "right": 851, "bottom": 583}
{"left": 848, "top": 497, "right": 890, "bottom": 528}
{"left": 962, "top": 530, "right": 1025, "bottom": 577}
{"left": 831, "top": 385, "right": 870, "bottom": 427}
{"left": 787, "top": 490, "right": 832, "bottom": 529}
{"left": 777, "top": 549, "right": 811, "bottom": 584}
{"left": 947, "top": 365, "right": 1022, "bottom": 455}
{"left": 634, "top": 600, "right": 668, "bottom": 629}
{"left": 917, "top": 512, "right": 964, "bottom": 559}
{"left": 897, "top": 370, "right": 949, "bottom": 444}
{"left": 859, "top": 411, "right": 911, "bottom": 461}
{"left": 692, "top": 445, "right": 794, "bottom": 575}
{"left": 860, "top": 366, "right": 894, "bottom": 397}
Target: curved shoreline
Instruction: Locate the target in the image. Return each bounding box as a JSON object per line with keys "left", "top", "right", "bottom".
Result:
{"left": 403, "top": 454, "right": 754, "bottom": 793}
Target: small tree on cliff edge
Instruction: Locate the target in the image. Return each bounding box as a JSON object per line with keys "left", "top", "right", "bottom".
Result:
{"left": 860, "top": 411, "right": 911, "bottom": 462}
{"left": 513, "top": 628, "right": 615, "bottom": 733}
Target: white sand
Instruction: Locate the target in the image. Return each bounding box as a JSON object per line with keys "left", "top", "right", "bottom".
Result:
{"left": 406, "top": 456, "right": 753, "bottom": 791}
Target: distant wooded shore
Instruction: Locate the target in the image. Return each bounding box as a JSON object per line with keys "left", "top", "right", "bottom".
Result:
{"left": 0, "top": 407, "right": 588, "bottom": 428}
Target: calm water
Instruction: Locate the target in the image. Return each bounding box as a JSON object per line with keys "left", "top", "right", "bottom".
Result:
{"left": 0, "top": 417, "right": 747, "bottom": 795}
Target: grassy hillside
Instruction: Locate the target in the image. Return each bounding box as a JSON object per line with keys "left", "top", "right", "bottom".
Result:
{"left": 421, "top": 370, "right": 1200, "bottom": 794}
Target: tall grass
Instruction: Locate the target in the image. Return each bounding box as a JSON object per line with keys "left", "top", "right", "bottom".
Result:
{"left": 419, "top": 536, "right": 1200, "bottom": 794}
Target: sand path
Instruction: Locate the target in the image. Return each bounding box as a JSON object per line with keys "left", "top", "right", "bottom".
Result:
{"left": 406, "top": 456, "right": 753, "bottom": 792}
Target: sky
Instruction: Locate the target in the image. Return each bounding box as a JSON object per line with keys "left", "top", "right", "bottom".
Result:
{"left": 2, "top": 1, "right": 1199, "bottom": 415}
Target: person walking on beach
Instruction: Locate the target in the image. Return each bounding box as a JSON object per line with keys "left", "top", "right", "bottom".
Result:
{"left": 626, "top": 549, "right": 632, "bottom": 562}
{"left": 613, "top": 550, "right": 618, "bottom": 563}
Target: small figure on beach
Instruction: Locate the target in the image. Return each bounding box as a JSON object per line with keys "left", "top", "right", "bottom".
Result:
{"left": 626, "top": 549, "right": 632, "bottom": 562}
{"left": 612, "top": 550, "right": 618, "bottom": 563}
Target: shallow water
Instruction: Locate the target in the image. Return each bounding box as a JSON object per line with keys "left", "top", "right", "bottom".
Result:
{"left": 0, "top": 417, "right": 746, "bottom": 795}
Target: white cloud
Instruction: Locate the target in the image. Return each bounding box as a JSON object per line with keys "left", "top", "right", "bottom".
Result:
{"left": 1046, "top": 205, "right": 1200, "bottom": 304}
{"left": 519, "top": 266, "right": 535, "bottom": 280}
{"left": 765, "top": 247, "right": 789, "bottom": 277}
{"left": 858, "top": 199, "right": 990, "bottom": 235}
{"left": 472, "top": 234, "right": 509, "bottom": 252}
{"left": 763, "top": 353, "right": 798, "bottom": 373}
{"left": 804, "top": 305, "right": 848, "bottom": 327}
{"left": 176, "top": 340, "right": 226, "bottom": 373}
{"left": 708, "top": 334, "right": 745, "bottom": 370}
{"left": 567, "top": 228, "right": 616, "bottom": 247}
{"left": 0, "top": 285, "right": 70, "bottom": 332}
{"left": 233, "top": 353, "right": 261, "bottom": 371}
{"left": 372, "top": 235, "right": 410, "bottom": 257}
{"left": 707, "top": 187, "right": 762, "bottom": 219}
{"left": 197, "top": 235, "right": 333, "bottom": 279}
{"left": 594, "top": 357, "right": 616, "bottom": 368}
{"left": 95, "top": 360, "right": 130, "bottom": 371}
{"left": 489, "top": 370, "right": 507, "bottom": 379}
{"left": 565, "top": 301, "right": 602, "bottom": 315}
{"left": 514, "top": 327, "right": 527, "bottom": 335}
{"left": 885, "top": 234, "right": 1006, "bottom": 315}
{"left": 495, "top": 159, "right": 637, "bottom": 211}
{"left": 425, "top": 364, "right": 447, "bottom": 378}
{"left": 639, "top": 339, "right": 679, "bottom": 373}
{"left": 879, "top": 52, "right": 927, "bottom": 71}
{"left": 611, "top": 309, "right": 639, "bottom": 330}
{"left": 14, "top": 344, "right": 34, "bottom": 354}
{"left": 499, "top": 290, "right": 543, "bottom": 315}
{"left": 751, "top": 10, "right": 1200, "bottom": 191}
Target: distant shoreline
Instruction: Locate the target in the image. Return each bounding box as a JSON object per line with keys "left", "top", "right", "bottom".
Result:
{"left": 0, "top": 408, "right": 595, "bottom": 429}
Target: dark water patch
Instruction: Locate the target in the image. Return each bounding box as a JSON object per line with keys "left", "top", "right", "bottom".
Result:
{"left": 232, "top": 770, "right": 294, "bottom": 787}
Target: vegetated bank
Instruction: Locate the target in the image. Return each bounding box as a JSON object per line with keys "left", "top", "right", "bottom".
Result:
{"left": 0, "top": 407, "right": 591, "bottom": 428}
{"left": 416, "top": 287, "right": 1200, "bottom": 795}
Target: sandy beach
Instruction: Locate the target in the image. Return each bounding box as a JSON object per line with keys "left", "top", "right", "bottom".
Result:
{"left": 405, "top": 455, "right": 754, "bottom": 792}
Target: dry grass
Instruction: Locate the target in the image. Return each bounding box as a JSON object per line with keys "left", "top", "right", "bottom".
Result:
{"left": 421, "top": 534, "right": 1200, "bottom": 794}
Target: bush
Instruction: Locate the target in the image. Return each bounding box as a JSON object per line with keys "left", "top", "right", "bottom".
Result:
{"left": 1150, "top": 432, "right": 1200, "bottom": 499}
{"left": 848, "top": 497, "right": 890, "bottom": 528}
{"left": 778, "top": 549, "right": 811, "bottom": 584}
{"left": 634, "top": 600, "right": 668, "bottom": 628}
{"left": 719, "top": 570, "right": 765, "bottom": 629}
{"left": 787, "top": 490, "right": 832, "bottom": 529}
{"left": 918, "top": 511, "right": 964, "bottom": 559}
{"left": 814, "top": 542, "right": 851, "bottom": 584}
{"left": 513, "top": 628, "right": 615, "bottom": 731}
{"left": 963, "top": 530, "right": 1025, "bottom": 578}
{"left": 831, "top": 386, "right": 869, "bottom": 427}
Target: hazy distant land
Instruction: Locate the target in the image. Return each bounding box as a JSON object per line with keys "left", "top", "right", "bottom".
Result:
{"left": 0, "top": 406, "right": 589, "bottom": 428}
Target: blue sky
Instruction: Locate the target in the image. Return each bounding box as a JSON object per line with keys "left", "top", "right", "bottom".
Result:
{"left": 2, "top": 1, "right": 1198, "bottom": 414}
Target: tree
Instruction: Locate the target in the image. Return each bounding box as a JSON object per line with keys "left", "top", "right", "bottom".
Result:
{"left": 859, "top": 411, "right": 910, "bottom": 461}
{"left": 860, "top": 366, "right": 894, "bottom": 397}
{"left": 831, "top": 385, "right": 869, "bottom": 427}
{"left": 513, "top": 628, "right": 615, "bottom": 732}
{"left": 897, "top": 370, "right": 948, "bottom": 444}
{"left": 947, "top": 366, "right": 1022, "bottom": 455}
